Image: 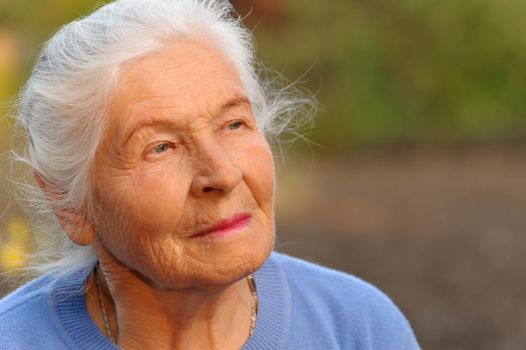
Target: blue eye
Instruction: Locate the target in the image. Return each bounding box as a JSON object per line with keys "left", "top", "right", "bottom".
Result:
{"left": 227, "top": 120, "right": 243, "bottom": 130}
{"left": 152, "top": 143, "right": 170, "bottom": 154}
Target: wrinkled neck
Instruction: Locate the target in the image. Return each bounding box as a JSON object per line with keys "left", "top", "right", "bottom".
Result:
{"left": 85, "top": 244, "right": 255, "bottom": 350}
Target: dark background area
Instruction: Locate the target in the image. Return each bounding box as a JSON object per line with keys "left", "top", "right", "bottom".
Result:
{"left": 274, "top": 145, "right": 526, "bottom": 349}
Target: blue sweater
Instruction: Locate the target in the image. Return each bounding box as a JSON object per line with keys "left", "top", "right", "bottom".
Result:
{"left": 0, "top": 252, "right": 419, "bottom": 349}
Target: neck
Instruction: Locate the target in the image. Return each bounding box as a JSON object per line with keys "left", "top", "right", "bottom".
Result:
{"left": 85, "top": 245, "right": 255, "bottom": 350}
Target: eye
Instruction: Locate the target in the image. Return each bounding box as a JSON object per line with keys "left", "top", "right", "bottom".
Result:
{"left": 144, "top": 142, "right": 176, "bottom": 161}
{"left": 151, "top": 143, "right": 171, "bottom": 154}
{"left": 226, "top": 120, "right": 244, "bottom": 130}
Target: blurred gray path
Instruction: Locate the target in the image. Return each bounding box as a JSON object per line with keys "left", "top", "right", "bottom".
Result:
{"left": 275, "top": 145, "right": 526, "bottom": 350}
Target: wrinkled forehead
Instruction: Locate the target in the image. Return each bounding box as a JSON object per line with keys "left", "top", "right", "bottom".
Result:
{"left": 104, "top": 39, "right": 251, "bottom": 136}
{"left": 126, "top": 40, "right": 242, "bottom": 96}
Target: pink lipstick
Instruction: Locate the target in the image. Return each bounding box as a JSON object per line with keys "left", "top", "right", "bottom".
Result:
{"left": 194, "top": 212, "right": 251, "bottom": 238}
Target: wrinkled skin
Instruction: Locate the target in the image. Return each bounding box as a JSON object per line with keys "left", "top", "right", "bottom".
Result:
{"left": 81, "top": 39, "right": 275, "bottom": 349}
{"left": 93, "top": 38, "right": 275, "bottom": 291}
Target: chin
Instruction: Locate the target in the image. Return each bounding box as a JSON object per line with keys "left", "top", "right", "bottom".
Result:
{"left": 194, "top": 236, "right": 274, "bottom": 288}
{"left": 141, "top": 230, "right": 274, "bottom": 291}
{"left": 187, "top": 219, "right": 274, "bottom": 283}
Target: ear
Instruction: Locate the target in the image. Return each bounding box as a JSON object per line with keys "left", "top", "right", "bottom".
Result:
{"left": 34, "top": 172, "right": 95, "bottom": 246}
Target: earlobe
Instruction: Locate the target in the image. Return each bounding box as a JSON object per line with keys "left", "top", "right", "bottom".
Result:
{"left": 56, "top": 211, "right": 95, "bottom": 246}
{"left": 33, "top": 172, "right": 95, "bottom": 246}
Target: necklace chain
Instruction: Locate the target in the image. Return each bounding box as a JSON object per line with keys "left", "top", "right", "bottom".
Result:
{"left": 247, "top": 274, "right": 258, "bottom": 336}
{"left": 93, "top": 263, "right": 116, "bottom": 343}
{"left": 93, "top": 263, "right": 258, "bottom": 344}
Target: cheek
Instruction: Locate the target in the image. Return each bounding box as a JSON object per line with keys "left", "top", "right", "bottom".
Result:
{"left": 129, "top": 164, "right": 187, "bottom": 220}
{"left": 94, "top": 161, "right": 190, "bottom": 238}
{"left": 239, "top": 138, "right": 275, "bottom": 206}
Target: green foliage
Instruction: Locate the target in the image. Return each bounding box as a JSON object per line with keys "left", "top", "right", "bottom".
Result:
{"left": 0, "top": 0, "right": 101, "bottom": 67}
{"left": 0, "top": 0, "right": 107, "bottom": 150}
{"left": 255, "top": 0, "right": 526, "bottom": 147}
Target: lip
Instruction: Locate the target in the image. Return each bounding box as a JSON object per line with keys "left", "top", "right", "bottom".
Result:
{"left": 193, "top": 212, "right": 251, "bottom": 239}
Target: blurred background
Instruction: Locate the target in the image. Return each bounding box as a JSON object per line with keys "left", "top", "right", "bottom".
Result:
{"left": 1, "top": 0, "right": 525, "bottom": 349}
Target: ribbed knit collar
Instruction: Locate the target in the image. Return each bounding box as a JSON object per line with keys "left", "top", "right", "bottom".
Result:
{"left": 242, "top": 253, "right": 290, "bottom": 349}
{"left": 50, "top": 252, "right": 290, "bottom": 349}
{"left": 51, "top": 267, "right": 117, "bottom": 350}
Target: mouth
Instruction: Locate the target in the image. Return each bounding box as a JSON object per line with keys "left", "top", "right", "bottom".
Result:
{"left": 193, "top": 212, "right": 251, "bottom": 239}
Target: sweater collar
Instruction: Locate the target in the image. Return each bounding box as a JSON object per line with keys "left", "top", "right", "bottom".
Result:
{"left": 51, "top": 267, "right": 117, "bottom": 350}
{"left": 51, "top": 252, "right": 289, "bottom": 349}
{"left": 242, "top": 252, "right": 290, "bottom": 349}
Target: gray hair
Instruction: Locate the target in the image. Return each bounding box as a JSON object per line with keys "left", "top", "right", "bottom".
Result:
{"left": 11, "top": 0, "right": 313, "bottom": 277}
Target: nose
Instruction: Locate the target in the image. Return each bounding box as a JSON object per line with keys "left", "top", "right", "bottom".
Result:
{"left": 190, "top": 140, "right": 243, "bottom": 197}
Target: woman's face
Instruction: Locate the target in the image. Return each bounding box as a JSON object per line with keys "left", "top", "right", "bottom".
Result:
{"left": 91, "top": 39, "right": 275, "bottom": 290}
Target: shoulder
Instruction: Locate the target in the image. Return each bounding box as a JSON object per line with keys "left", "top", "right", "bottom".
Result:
{"left": 270, "top": 251, "right": 391, "bottom": 302}
{"left": 271, "top": 252, "right": 390, "bottom": 302}
{"left": 0, "top": 274, "right": 53, "bottom": 318}
{"left": 0, "top": 274, "right": 69, "bottom": 349}
{"left": 269, "top": 252, "right": 420, "bottom": 349}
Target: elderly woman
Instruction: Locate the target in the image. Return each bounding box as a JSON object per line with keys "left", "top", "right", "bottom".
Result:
{"left": 0, "top": 0, "right": 419, "bottom": 349}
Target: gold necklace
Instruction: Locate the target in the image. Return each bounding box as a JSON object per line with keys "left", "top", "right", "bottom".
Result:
{"left": 93, "top": 264, "right": 258, "bottom": 344}
{"left": 93, "top": 263, "right": 116, "bottom": 343}
{"left": 247, "top": 274, "right": 258, "bottom": 336}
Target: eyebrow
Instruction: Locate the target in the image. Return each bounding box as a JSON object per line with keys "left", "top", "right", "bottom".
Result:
{"left": 218, "top": 95, "right": 251, "bottom": 114}
{"left": 122, "top": 95, "right": 252, "bottom": 147}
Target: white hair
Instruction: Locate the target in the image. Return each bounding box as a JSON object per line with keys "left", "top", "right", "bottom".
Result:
{"left": 11, "top": 0, "right": 313, "bottom": 277}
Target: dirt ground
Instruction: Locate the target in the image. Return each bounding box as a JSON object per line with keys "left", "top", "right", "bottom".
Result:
{"left": 1, "top": 144, "right": 525, "bottom": 349}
